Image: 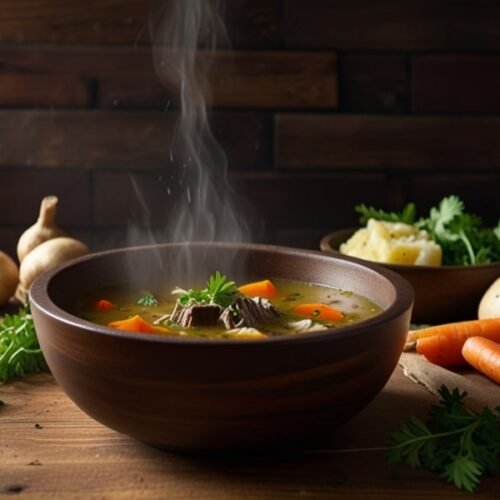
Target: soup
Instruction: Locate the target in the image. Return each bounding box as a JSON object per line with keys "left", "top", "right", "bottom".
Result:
{"left": 73, "top": 272, "right": 382, "bottom": 340}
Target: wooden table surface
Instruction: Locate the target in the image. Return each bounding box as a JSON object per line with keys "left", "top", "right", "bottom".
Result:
{"left": 1, "top": 366, "right": 498, "bottom": 499}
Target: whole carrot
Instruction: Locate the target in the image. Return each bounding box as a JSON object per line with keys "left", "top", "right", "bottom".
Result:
{"left": 462, "top": 336, "right": 500, "bottom": 384}
{"left": 407, "top": 318, "right": 500, "bottom": 344}
{"left": 409, "top": 318, "right": 500, "bottom": 367}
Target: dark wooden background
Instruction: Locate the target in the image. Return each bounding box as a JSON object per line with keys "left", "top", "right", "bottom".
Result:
{"left": 1, "top": 0, "right": 499, "bottom": 258}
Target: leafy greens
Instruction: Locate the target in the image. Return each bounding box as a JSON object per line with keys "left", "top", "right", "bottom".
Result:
{"left": 172, "top": 271, "right": 238, "bottom": 308}
{"left": 0, "top": 308, "right": 47, "bottom": 383}
{"left": 387, "top": 386, "right": 500, "bottom": 492}
{"left": 355, "top": 195, "right": 500, "bottom": 265}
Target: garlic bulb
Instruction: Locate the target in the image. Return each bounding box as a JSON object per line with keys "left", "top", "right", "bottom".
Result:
{"left": 17, "top": 196, "right": 65, "bottom": 263}
{"left": 20, "top": 237, "right": 89, "bottom": 291}
{"left": 0, "top": 250, "right": 19, "bottom": 305}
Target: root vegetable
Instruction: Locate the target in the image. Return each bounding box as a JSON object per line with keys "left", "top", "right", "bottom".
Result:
{"left": 478, "top": 277, "right": 500, "bottom": 319}
{"left": 20, "top": 237, "right": 89, "bottom": 290}
{"left": 17, "top": 196, "right": 65, "bottom": 262}
{"left": 0, "top": 250, "right": 18, "bottom": 305}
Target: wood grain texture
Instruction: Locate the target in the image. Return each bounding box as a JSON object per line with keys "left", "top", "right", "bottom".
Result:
{"left": 276, "top": 114, "right": 500, "bottom": 169}
{"left": 0, "top": 0, "right": 281, "bottom": 48}
{"left": 413, "top": 54, "right": 500, "bottom": 114}
{"left": 0, "top": 111, "right": 271, "bottom": 169}
{"left": 100, "top": 51, "right": 338, "bottom": 109}
{"left": 0, "top": 0, "right": 151, "bottom": 45}
{"left": 1, "top": 370, "right": 499, "bottom": 498}
{"left": 0, "top": 47, "right": 336, "bottom": 109}
{"left": 284, "top": 0, "right": 500, "bottom": 50}
{"left": 407, "top": 174, "right": 500, "bottom": 226}
{"left": 92, "top": 171, "right": 387, "bottom": 232}
{"left": 0, "top": 168, "right": 91, "bottom": 226}
{"left": 0, "top": 74, "right": 91, "bottom": 108}
{"left": 339, "top": 54, "right": 408, "bottom": 113}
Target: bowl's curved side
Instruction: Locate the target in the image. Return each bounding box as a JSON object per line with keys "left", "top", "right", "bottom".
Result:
{"left": 30, "top": 243, "right": 413, "bottom": 451}
{"left": 321, "top": 230, "right": 500, "bottom": 324}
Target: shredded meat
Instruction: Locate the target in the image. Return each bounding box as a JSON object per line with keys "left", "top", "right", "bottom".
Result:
{"left": 233, "top": 297, "right": 281, "bottom": 328}
{"left": 169, "top": 297, "right": 281, "bottom": 330}
{"left": 170, "top": 303, "right": 222, "bottom": 328}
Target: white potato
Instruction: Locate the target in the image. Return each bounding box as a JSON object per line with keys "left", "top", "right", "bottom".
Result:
{"left": 478, "top": 277, "right": 500, "bottom": 319}
{"left": 340, "top": 219, "right": 442, "bottom": 266}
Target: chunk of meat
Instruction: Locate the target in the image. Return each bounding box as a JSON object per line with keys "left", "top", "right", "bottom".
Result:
{"left": 170, "top": 303, "right": 222, "bottom": 328}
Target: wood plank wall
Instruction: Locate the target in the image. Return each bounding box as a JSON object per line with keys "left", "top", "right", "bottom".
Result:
{"left": 1, "top": 0, "right": 499, "bottom": 259}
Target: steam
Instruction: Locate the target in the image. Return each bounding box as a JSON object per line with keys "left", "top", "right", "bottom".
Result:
{"left": 146, "top": 0, "right": 252, "bottom": 244}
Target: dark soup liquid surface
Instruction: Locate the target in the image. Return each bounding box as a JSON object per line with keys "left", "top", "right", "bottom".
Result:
{"left": 74, "top": 274, "right": 382, "bottom": 340}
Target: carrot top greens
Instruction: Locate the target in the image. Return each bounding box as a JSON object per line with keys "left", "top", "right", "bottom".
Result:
{"left": 387, "top": 385, "right": 500, "bottom": 492}
{"left": 355, "top": 195, "right": 500, "bottom": 265}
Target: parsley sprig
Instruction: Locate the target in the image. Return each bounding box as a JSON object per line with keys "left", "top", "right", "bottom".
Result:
{"left": 0, "top": 308, "right": 47, "bottom": 383}
{"left": 172, "top": 272, "right": 238, "bottom": 308}
{"left": 137, "top": 293, "right": 159, "bottom": 307}
{"left": 387, "top": 386, "right": 500, "bottom": 492}
{"left": 354, "top": 196, "right": 500, "bottom": 265}
{"left": 416, "top": 196, "right": 500, "bottom": 265}
{"left": 355, "top": 202, "right": 417, "bottom": 225}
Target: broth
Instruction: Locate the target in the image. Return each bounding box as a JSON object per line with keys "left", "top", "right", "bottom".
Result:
{"left": 73, "top": 278, "right": 382, "bottom": 340}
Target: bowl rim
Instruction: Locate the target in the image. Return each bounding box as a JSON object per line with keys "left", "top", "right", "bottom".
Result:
{"left": 320, "top": 228, "right": 500, "bottom": 272}
{"left": 29, "top": 241, "right": 414, "bottom": 347}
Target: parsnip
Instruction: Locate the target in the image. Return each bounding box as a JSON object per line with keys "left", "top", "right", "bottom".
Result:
{"left": 478, "top": 278, "right": 500, "bottom": 319}
{"left": 17, "top": 196, "right": 65, "bottom": 263}
{"left": 20, "top": 237, "right": 89, "bottom": 290}
{"left": 0, "top": 251, "right": 19, "bottom": 305}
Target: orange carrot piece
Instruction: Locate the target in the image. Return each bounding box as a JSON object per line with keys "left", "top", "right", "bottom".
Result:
{"left": 408, "top": 318, "right": 500, "bottom": 343}
{"left": 108, "top": 315, "right": 156, "bottom": 333}
{"left": 94, "top": 299, "right": 114, "bottom": 312}
{"left": 238, "top": 279, "right": 278, "bottom": 299}
{"left": 292, "top": 303, "right": 343, "bottom": 322}
{"left": 414, "top": 318, "right": 500, "bottom": 367}
{"left": 462, "top": 337, "right": 500, "bottom": 384}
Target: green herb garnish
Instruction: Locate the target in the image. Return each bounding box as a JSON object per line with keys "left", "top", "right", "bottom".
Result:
{"left": 387, "top": 386, "right": 500, "bottom": 492}
{"left": 355, "top": 202, "right": 417, "bottom": 225}
{"left": 416, "top": 196, "right": 500, "bottom": 265}
{"left": 0, "top": 308, "right": 47, "bottom": 383}
{"left": 137, "top": 293, "right": 159, "bottom": 307}
{"left": 173, "top": 272, "right": 238, "bottom": 308}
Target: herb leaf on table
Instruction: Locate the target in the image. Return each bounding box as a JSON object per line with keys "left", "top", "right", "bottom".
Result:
{"left": 0, "top": 308, "right": 47, "bottom": 383}
{"left": 387, "top": 385, "right": 500, "bottom": 492}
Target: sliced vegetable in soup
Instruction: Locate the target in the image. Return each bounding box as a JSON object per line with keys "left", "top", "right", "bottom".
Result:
{"left": 74, "top": 272, "right": 382, "bottom": 340}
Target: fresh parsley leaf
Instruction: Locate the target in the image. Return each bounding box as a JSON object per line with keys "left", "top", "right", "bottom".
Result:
{"left": 0, "top": 308, "right": 47, "bottom": 383}
{"left": 387, "top": 385, "right": 500, "bottom": 492}
{"left": 355, "top": 202, "right": 416, "bottom": 226}
{"left": 173, "top": 272, "right": 238, "bottom": 308}
{"left": 417, "top": 196, "right": 500, "bottom": 265}
{"left": 137, "top": 293, "right": 159, "bottom": 307}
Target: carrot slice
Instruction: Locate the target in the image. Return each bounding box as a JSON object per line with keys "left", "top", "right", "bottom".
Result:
{"left": 462, "top": 336, "right": 500, "bottom": 384}
{"left": 94, "top": 299, "right": 114, "bottom": 312}
{"left": 409, "top": 318, "right": 500, "bottom": 367}
{"left": 292, "top": 303, "right": 343, "bottom": 322}
{"left": 238, "top": 279, "right": 278, "bottom": 299}
{"left": 108, "top": 315, "right": 156, "bottom": 333}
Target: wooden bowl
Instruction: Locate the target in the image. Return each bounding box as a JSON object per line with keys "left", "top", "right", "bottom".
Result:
{"left": 29, "top": 242, "right": 413, "bottom": 452}
{"left": 321, "top": 229, "right": 500, "bottom": 325}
